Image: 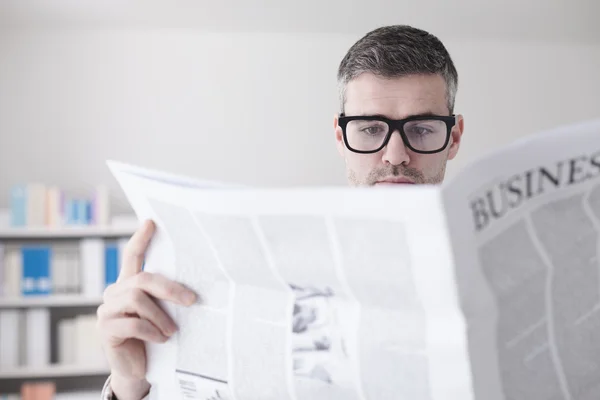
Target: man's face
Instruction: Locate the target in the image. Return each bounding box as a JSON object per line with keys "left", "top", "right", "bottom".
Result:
{"left": 334, "top": 73, "right": 464, "bottom": 186}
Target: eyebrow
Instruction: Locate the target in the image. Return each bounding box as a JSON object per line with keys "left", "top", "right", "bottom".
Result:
{"left": 354, "top": 111, "right": 443, "bottom": 119}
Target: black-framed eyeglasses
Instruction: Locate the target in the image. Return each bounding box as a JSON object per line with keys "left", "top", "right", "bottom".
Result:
{"left": 338, "top": 114, "right": 457, "bottom": 154}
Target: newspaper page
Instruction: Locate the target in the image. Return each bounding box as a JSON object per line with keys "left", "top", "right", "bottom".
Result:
{"left": 442, "top": 118, "right": 600, "bottom": 400}
{"left": 109, "top": 161, "right": 473, "bottom": 400}
{"left": 107, "top": 162, "right": 242, "bottom": 400}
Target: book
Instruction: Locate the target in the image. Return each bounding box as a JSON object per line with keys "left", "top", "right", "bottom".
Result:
{"left": 93, "top": 185, "right": 110, "bottom": 226}
{"left": 9, "top": 185, "right": 27, "bottom": 227}
{"left": 58, "top": 317, "right": 76, "bottom": 365}
{"left": 0, "top": 309, "right": 104, "bottom": 372}
{"left": 21, "top": 246, "right": 52, "bottom": 296}
{"left": 0, "top": 244, "right": 3, "bottom": 297}
{"left": 65, "top": 248, "right": 81, "bottom": 294}
{"left": 0, "top": 309, "right": 21, "bottom": 368}
{"left": 104, "top": 242, "right": 119, "bottom": 287}
{"left": 26, "top": 184, "right": 46, "bottom": 227}
{"left": 74, "top": 314, "right": 107, "bottom": 367}
{"left": 3, "top": 249, "right": 22, "bottom": 298}
{"left": 51, "top": 246, "right": 69, "bottom": 294}
{"left": 1, "top": 240, "right": 127, "bottom": 299}
{"left": 9, "top": 184, "right": 111, "bottom": 228}
{"left": 24, "top": 308, "right": 50, "bottom": 367}
{"left": 79, "top": 239, "right": 104, "bottom": 297}
{"left": 45, "top": 186, "right": 62, "bottom": 227}
{"left": 58, "top": 314, "right": 106, "bottom": 367}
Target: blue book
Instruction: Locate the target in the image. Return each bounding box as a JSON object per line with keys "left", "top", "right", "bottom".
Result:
{"left": 10, "top": 185, "right": 27, "bottom": 226}
{"left": 77, "top": 200, "right": 87, "bottom": 225}
{"left": 86, "top": 200, "right": 93, "bottom": 224}
{"left": 65, "top": 199, "right": 74, "bottom": 225}
{"left": 105, "top": 244, "right": 119, "bottom": 287}
{"left": 72, "top": 200, "right": 79, "bottom": 225}
{"left": 22, "top": 246, "right": 52, "bottom": 296}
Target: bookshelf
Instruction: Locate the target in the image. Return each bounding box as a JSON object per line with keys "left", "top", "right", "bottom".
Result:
{"left": 0, "top": 295, "right": 103, "bottom": 308}
{"left": 0, "top": 365, "right": 110, "bottom": 380}
{"left": 0, "top": 222, "right": 136, "bottom": 398}
{"left": 0, "top": 224, "right": 137, "bottom": 240}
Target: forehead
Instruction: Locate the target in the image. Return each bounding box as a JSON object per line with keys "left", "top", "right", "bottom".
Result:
{"left": 344, "top": 73, "right": 449, "bottom": 118}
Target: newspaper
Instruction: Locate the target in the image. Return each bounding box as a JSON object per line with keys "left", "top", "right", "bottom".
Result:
{"left": 109, "top": 118, "right": 600, "bottom": 400}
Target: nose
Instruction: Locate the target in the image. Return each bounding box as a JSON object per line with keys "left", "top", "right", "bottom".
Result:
{"left": 381, "top": 130, "right": 410, "bottom": 166}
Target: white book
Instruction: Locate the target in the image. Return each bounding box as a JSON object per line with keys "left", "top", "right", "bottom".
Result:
{"left": 26, "top": 184, "right": 46, "bottom": 227}
{"left": 53, "top": 246, "right": 75, "bottom": 294}
{"left": 79, "top": 239, "right": 104, "bottom": 297}
{"left": 75, "top": 314, "right": 106, "bottom": 367}
{"left": 24, "top": 308, "right": 50, "bottom": 367}
{"left": 3, "top": 249, "right": 22, "bottom": 298}
{"left": 55, "top": 391, "right": 99, "bottom": 400}
{"left": 58, "top": 317, "right": 76, "bottom": 365}
{"left": 0, "top": 243, "right": 4, "bottom": 297}
{"left": 0, "top": 309, "right": 21, "bottom": 369}
{"left": 46, "top": 186, "right": 62, "bottom": 227}
{"left": 51, "top": 248, "right": 65, "bottom": 294}
{"left": 66, "top": 249, "right": 81, "bottom": 294}
{"left": 94, "top": 185, "right": 110, "bottom": 226}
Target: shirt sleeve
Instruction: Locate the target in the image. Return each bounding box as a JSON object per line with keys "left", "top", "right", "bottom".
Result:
{"left": 101, "top": 375, "right": 151, "bottom": 400}
{"left": 101, "top": 375, "right": 114, "bottom": 400}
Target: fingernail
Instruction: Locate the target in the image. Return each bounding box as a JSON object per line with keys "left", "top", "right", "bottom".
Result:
{"left": 166, "top": 324, "right": 177, "bottom": 336}
{"left": 181, "top": 291, "right": 196, "bottom": 305}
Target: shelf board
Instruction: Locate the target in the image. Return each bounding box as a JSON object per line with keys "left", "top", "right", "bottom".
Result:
{"left": 0, "top": 295, "right": 103, "bottom": 308}
{"left": 0, "top": 225, "right": 136, "bottom": 239}
{"left": 0, "top": 364, "right": 110, "bottom": 379}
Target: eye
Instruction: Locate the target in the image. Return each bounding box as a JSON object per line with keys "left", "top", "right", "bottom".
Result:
{"left": 408, "top": 125, "right": 434, "bottom": 135}
{"left": 361, "top": 126, "right": 385, "bottom": 135}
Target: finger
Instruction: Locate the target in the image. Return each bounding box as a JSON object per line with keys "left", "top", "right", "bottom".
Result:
{"left": 105, "top": 272, "right": 197, "bottom": 306}
{"left": 101, "top": 317, "right": 169, "bottom": 347}
{"left": 119, "top": 220, "right": 155, "bottom": 280}
{"left": 132, "top": 272, "right": 197, "bottom": 306}
{"left": 98, "top": 289, "right": 178, "bottom": 337}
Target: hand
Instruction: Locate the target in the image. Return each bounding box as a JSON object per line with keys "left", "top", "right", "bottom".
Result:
{"left": 96, "top": 220, "right": 197, "bottom": 400}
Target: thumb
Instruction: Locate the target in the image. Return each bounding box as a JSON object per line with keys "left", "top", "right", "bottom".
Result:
{"left": 118, "top": 219, "right": 156, "bottom": 281}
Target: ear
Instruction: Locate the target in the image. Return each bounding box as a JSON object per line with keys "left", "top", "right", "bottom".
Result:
{"left": 334, "top": 114, "right": 345, "bottom": 157}
{"left": 447, "top": 114, "right": 464, "bottom": 161}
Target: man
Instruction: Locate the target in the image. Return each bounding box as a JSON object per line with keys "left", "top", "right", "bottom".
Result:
{"left": 98, "top": 24, "right": 464, "bottom": 400}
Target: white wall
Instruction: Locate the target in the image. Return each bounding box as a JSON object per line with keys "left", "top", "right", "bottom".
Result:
{"left": 449, "top": 39, "right": 600, "bottom": 174}
{"left": 1, "top": 28, "right": 599, "bottom": 212}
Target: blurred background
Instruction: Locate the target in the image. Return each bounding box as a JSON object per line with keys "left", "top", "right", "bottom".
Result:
{"left": 0, "top": 0, "right": 599, "bottom": 398}
{"left": 1, "top": 0, "right": 600, "bottom": 211}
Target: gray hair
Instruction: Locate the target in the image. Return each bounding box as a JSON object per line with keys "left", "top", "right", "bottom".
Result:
{"left": 337, "top": 25, "right": 458, "bottom": 114}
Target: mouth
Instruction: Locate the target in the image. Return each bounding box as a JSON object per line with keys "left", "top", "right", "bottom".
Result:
{"left": 374, "top": 178, "right": 415, "bottom": 185}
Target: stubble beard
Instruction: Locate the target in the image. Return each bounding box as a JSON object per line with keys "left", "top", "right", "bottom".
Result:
{"left": 347, "top": 162, "right": 447, "bottom": 186}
